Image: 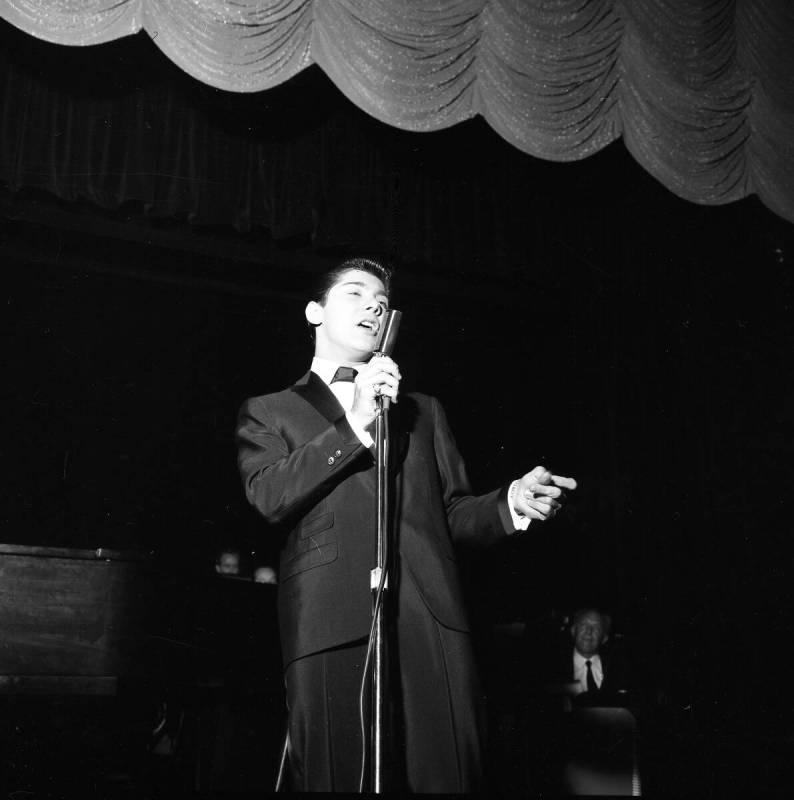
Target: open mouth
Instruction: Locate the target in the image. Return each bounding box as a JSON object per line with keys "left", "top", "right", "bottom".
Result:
{"left": 357, "top": 319, "right": 379, "bottom": 335}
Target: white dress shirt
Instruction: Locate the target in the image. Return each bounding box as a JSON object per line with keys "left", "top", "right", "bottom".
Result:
{"left": 311, "top": 357, "right": 528, "bottom": 532}
{"left": 573, "top": 650, "right": 603, "bottom": 693}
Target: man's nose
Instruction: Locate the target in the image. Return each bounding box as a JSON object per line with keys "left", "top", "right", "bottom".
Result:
{"left": 367, "top": 299, "right": 384, "bottom": 315}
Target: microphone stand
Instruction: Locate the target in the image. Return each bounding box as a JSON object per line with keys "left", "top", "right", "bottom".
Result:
{"left": 370, "top": 393, "right": 389, "bottom": 793}
{"left": 367, "top": 308, "right": 400, "bottom": 793}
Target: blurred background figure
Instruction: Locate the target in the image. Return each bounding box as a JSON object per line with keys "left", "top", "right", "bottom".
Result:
{"left": 214, "top": 548, "right": 241, "bottom": 577}
{"left": 253, "top": 565, "right": 277, "bottom": 585}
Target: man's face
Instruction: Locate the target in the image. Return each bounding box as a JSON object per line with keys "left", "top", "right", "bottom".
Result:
{"left": 572, "top": 612, "right": 607, "bottom": 657}
{"left": 308, "top": 269, "right": 389, "bottom": 363}
{"left": 216, "top": 552, "right": 240, "bottom": 576}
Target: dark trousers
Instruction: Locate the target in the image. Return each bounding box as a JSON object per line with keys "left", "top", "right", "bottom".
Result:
{"left": 284, "top": 571, "right": 484, "bottom": 792}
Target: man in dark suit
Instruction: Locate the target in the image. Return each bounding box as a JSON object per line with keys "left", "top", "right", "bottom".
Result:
{"left": 538, "top": 607, "right": 631, "bottom": 708}
{"left": 570, "top": 607, "right": 631, "bottom": 705}
{"left": 236, "top": 258, "right": 576, "bottom": 792}
{"left": 523, "top": 608, "right": 636, "bottom": 794}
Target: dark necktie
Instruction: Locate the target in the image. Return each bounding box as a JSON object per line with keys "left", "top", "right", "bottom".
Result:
{"left": 331, "top": 366, "right": 358, "bottom": 383}
{"left": 585, "top": 659, "right": 599, "bottom": 694}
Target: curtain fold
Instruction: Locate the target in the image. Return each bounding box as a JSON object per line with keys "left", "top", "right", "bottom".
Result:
{"left": 620, "top": 0, "right": 752, "bottom": 206}
{"left": 477, "top": 0, "right": 624, "bottom": 159}
{"left": 0, "top": 0, "right": 792, "bottom": 223}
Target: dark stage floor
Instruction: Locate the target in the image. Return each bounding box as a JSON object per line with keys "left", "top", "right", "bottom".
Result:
{"left": 0, "top": 692, "right": 787, "bottom": 798}
{"left": 0, "top": 684, "right": 282, "bottom": 799}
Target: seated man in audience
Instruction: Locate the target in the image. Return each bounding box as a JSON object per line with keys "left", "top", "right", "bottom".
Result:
{"left": 524, "top": 607, "right": 636, "bottom": 793}
{"left": 214, "top": 547, "right": 242, "bottom": 577}
{"left": 529, "top": 607, "right": 629, "bottom": 712}
{"left": 537, "top": 606, "right": 632, "bottom": 709}
{"left": 252, "top": 565, "right": 277, "bottom": 584}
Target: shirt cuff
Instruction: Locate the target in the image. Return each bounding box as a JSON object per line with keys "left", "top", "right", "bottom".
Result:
{"left": 508, "top": 480, "right": 531, "bottom": 532}
{"left": 345, "top": 411, "right": 374, "bottom": 449}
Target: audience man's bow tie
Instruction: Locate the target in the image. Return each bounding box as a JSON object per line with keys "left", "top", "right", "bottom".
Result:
{"left": 331, "top": 366, "right": 358, "bottom": 383}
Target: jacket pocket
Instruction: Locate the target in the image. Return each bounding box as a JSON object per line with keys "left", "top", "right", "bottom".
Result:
{"left": 298, "top": 511, "right": 334, "bottom": 539}
{"left": 280, "top": 542, "right": 338, "bottom": 582}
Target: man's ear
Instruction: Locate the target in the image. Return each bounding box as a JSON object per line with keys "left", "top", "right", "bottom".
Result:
{"left": 305, "top": 301, "right": 324, "bottom": 326}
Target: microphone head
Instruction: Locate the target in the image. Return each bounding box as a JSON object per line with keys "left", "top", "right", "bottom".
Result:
{"left": 374, "top": 309, "right": 402, "bottom": 356}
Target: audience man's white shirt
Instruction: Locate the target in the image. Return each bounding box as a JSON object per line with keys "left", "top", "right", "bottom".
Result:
{"left": 573, "top": 650, "right": 603, "bottom": 693}
{"left": 311, "top": 357, "right": 529, "bottom": 531}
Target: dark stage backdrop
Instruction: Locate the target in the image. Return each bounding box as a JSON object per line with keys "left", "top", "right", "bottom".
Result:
{"left": 3, "top": 191, "right": 792, "bottom": 790}
{"left": 1, "top": 18, "right": 793, "bottom": 796}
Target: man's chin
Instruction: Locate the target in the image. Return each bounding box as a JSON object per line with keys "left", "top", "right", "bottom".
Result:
{"left": 355, "top": 338, "right": 378, "bottom": 355}
{"left": 351, "top": 344, "right": 376, "bottom": 360}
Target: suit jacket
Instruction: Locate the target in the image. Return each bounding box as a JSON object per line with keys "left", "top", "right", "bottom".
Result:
{"left": 236, "top": 370, "right": 513, "bottom": 667}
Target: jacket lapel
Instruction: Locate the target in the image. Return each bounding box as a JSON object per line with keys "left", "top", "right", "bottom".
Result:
{"left": 290, "top": 370, "right": 411, "bottom": 495}
{"left": 291, "top": 370, "right": 376, "bottom": 491}
{"left": 291, "top": 370, "right": 412, "bottom": 463}
{"left": 290, "top": 370, "right": 346, "bottom": 425}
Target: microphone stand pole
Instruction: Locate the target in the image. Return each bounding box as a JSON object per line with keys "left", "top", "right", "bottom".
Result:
{"left": 370, "top": 394, "right": 389, "bottom": 793}
{"left": 367, "top": 308, "right": 400, "bottom": 793}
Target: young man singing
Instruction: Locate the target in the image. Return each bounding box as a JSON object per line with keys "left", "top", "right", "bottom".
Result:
{"left": 236, "top": 257, "right": 576, "bottom": 792}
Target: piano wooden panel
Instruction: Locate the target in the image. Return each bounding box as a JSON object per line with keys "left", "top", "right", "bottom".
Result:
{"left": 0, "top": 544, "right": 150, "bottom": 694}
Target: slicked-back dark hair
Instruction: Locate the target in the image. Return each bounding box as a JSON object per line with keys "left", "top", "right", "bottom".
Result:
{"left": 309, "top": 258, "right": 392, "bottom": 305}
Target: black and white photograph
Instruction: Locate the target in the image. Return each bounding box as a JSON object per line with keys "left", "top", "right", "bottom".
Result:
{"left": 0, "top": 2, "right": 792, "bottom": 798}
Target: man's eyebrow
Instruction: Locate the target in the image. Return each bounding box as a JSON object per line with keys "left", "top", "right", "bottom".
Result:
{"left": 339, "top": 280, "right": 389, "bottom": 300}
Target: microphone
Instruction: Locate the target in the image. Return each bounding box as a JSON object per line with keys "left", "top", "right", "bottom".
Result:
{"left": 373, "top": 309, "right": 402, "bottom": 409}
{"left": 373, "top": 309, "right": 401, "bottom": 357}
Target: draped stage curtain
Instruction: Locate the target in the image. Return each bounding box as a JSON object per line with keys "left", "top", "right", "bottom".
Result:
{"left": 0, "top": 0, "right": 792, "bottom": 225}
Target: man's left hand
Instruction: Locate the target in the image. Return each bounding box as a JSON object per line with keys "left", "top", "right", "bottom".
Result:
{"left": 513, "top": 465, "right": 577, "bottom": 521}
